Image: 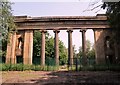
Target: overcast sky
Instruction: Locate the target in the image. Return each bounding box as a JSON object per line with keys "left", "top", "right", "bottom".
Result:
{"left": 11, "top": 0, "right": 106, "bottom": 53}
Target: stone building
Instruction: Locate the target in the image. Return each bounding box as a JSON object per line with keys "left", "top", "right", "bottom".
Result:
{"left": 5, "top": 14, "right": 120, "bottom": 65}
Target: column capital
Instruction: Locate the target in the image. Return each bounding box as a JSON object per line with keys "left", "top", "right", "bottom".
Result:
{"left": 67, "top": 30, "right": 73, "bottom": 33}
{"left": 40, "top": 30, "right": 47, "bottom": 33}
{"left": 92, "top": 29, "right": 98, "bottom": 31}
{"left": 53, "top": 30, "right": 60, "bottom": 33}
{"left": 80, "top": 29, "right": 87, "bottom": 32}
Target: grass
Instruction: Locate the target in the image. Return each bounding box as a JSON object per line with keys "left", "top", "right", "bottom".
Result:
{"left": 0, "top": 63, "right": 59, "bottom": 71}
{"left": 1, "top": 63, "right": 120, "bottom": 71}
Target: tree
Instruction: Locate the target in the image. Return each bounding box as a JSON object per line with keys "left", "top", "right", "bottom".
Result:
{"left": 0, "top": 0, "right": 16, "bottom": 40}
{"left": 78, "top": 40, "right": 95, "bottom": 59}
{"left": 101, "top": 1, "right": 120, "bottom": 63}
{"left": 33, "top": 31, "right": 42, "bottom": 57}
{"left": 0, "top": 0, "right": 15, "bottom": 62}
{"left": 78, "top": 40, "right": 95, "bottom": 65}
{"left": 102, "top": 1, "right": 120, "bottom": 43}
{"left": 59, "top": 40, "right": 67, "bottom": 65}
{"left": 73, "top": 45, "right": 77, "bottom": 58}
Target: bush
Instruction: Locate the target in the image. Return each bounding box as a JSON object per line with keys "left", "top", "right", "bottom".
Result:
{"left": 2, "top": 64, "right": 11, "bottom": 71}
{"left": 16, "top": 64, "right": 24, "bottom": 71}
{"left": 34, "top": 65, "right": 41, "bottom": 71}
{"left": 23, "top": 64, "right": 33, "bottom": 71}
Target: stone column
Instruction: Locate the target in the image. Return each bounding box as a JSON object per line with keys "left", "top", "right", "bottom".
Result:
{"left": 67, "top": 30, "right": 73, "bottom": 66}
{"left": 29, "top": 30, "right": 33, "bottom": 64}
{"left": 23, "top": 30, "right": 33, "bottom": 64}
{"left": 80, "top": 29, "right": 87, "bottom": 65}
{"left": 54, "top": 30, "right": 60, "bottom": 66}
{"left": 6, "top": 32, "right": 16, "bottom": 64}
{"left": 11, "top": 32, "right": 17, "bottom": 64}
{"left": 41, "top": 30, "right": 46, "bottom": 66}
{"left": 93, "top": 29, "right": 105, "bottom": 64}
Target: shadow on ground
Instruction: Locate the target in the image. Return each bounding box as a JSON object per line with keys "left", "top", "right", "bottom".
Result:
{"left": 2, "top": 71, "right": 120, "bottom": 85}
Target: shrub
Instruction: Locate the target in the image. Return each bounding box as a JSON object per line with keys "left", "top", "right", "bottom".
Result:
{"left": 34, "top": 65, "right": 41, "bottom": 71}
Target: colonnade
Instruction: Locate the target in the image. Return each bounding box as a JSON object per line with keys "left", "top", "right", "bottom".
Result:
{"left": 6, "top": 29, "right": 103, "bottom": 65}
{"left": 40, "top": 29, "right": 87, "bottom": 66}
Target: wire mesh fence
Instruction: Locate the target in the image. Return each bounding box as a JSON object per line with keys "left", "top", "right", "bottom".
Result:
{"left": 1, "top": 57, "right": 120, "bottom": 71}
{"left": 67, "top": 57, "right": 120, "bottom": 71}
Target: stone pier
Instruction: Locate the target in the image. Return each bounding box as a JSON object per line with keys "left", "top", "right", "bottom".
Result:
{"left": 23, "top": 30, "right": 33, "bottom": 65}
{"left": 6, "top": 32, "right": 16, "bottom": 64}
{"left": 94, "top": 29, "right": 105, "bottom": 64}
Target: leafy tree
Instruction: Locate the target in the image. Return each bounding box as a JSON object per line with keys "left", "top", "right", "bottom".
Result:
{"left": 78, "top": 40, "right": 95, "bottom": 65}
{"left": 73, "top": 45, "right": 77, "bottom": 58}
{"left": 102, "top": 1, "right": 120, "bottom": 44}
{"left": 33, "top": 31, "right": 42, "bottom": 57}
{"left": 0, "top": 0, "right": 15, "bottom": 62}
{"left": 78, "top": 46, "right": 82, "bottom": 58}
{"left": 78, "top": 40, "right": 95, "bottom": 59}
{"left": 101, "top": 1, "right": 120, "bottom": 63}
{"left": 59, "top": 40, "right": 67, "bottom": 65}
{"left": 45, "top": 36, "right": 55, "bottom": 65}
{"left": 86, "top": 40, "right": 91, "bottom": 54}
{"left": 0, "top": 0, "right": 16, "bottom": 40}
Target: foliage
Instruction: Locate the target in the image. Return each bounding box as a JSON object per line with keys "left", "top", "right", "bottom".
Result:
{"left": 0, "top": 0, "right": 16, "bottom": 58}
{"left": 78, "top": 40, "right": 95, "bottom": 59}
{"left": 0, "top": 0, "right": 16, "bottom": 40}
{"left": 102, "top": 1, "right": 120, "bottom": 43}
{"left": 33, "top": 31, "right": 42, "bottom": 57}
{"left": 59, "top": 40, "right": 68, "bottom": 65}
{"left": 45, "top": 37, "right": 54, "bottom": 59}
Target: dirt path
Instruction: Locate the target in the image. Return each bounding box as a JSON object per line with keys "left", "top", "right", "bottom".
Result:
{"left": 1, "top": 71, "right": 120, "bottom": 85}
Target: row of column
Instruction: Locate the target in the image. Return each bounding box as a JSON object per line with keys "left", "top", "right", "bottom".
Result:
{"left": 6, "top": 29, "right": 87, "bottom": 66}
{"left": 41, "top": 29, "right": 87, "bottom": 66}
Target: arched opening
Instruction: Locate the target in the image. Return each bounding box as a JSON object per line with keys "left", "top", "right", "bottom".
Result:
{"left": 16, "top": 36, "right": 23, "bottom": 64}
{"left": 18, "top": 37, "right": 23, "bottom": 49}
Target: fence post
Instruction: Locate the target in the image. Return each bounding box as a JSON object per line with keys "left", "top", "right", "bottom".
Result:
{"left": 75, "top": 57, "right": 78, "bottom": 71}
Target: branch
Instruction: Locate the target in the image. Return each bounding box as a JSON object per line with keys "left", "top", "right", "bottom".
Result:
{"left": 83, "top": 4, "right": 103, "bottom": 12}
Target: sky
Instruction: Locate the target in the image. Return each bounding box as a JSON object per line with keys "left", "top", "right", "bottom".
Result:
{"left": 11, "top": 0, "right": 106, "bottom": 53}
